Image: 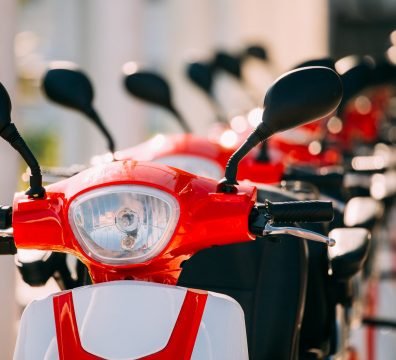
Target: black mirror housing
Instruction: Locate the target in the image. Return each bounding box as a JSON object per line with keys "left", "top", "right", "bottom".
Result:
{"left": 293, "top": 58, "right": 336, "bottom": 71}
{"left": 0, "top": 82, "right": 45, "bottom": 198}
{"left": 42, "top": 67, "right": 115, "bottom": 152}
{"left": 245, "top": 45, "right": 268, "bottom": 61}
{"left": 219, "top": 66, "right": 343, "bottom": 191}
{"left": 124, "top": 70, "right": 191, "bottom": 133}
{"left": 43, "top": 68, "right": 94, "bottom": 116}
{"left": 0, "top": 82, "right": 12, "bottom": 133}
{"left": 186, "top": 62, "right": 214, "bottom": 95}
{"left": 262, "top": 66, "right": 343, "bottom": 136}
{"left": 214, "top": 51, "right": 242, "bottom": 79}
{"left": 124, "top": 71, "right": 173, "bottom": 111}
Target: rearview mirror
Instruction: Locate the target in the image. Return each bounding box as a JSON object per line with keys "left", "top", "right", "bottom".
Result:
{"left": 124, "top": 71, "right": 173, "bottom": 112}
{"left": 42, "top": 67, "right": 115, "bottom": 152}
{"left": 338, "top": 60, "right": 374, "bottom": 112}
{"left": 214, "top": 51, "right": 242, "bottom": 79}
{"left": 293, "top": 57, "right": 335, "bottom": 71}
{"left": 245, "top": 45, "right": 268, "bottom": 61}
{"left": 262, "top": 66, "right": 343, "bottom": 135}
{"left": 124, "top": 70, "right": 190, "bottom": 132}
{"left": 0, "top": 82, "right": 45, "bottom": 198}
{"left": 186, "top": 62, "right": 214, "bottom": 95}
{"left": 220, "top": 66, "right": 343, "bottom": 191}
{"left": 43, "top": 68, "right": 94, "bottom": 116}
{"left": 0, "top": 82, "right": 12, "bottom": 133}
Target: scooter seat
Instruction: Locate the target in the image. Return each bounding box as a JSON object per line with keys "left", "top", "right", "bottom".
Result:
{"left": 328, "top": 227, "right": 371, "bottom": 281}
{"left": 282, "top": 166, "right": 344, "bottom": 200}
{"left": 343, "top": 197, "right": 382, "bottom": 228}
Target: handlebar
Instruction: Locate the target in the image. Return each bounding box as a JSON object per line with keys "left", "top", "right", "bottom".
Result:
{"left": 249, "top": 199, "right": 335, "bottom": 246}
{"left": 0, "top": 228, "right": 16, "bottom": 255}
{"left": 264, "top": 199, "right": 334, "bottom": 223}
{"left": 0, "top": 206, "right": 12, "bottom": 229}
{"left": 0, "top": 205, "right": 15, "bottom": 254}
{"left": 0, "top": 197, "right": 336, "bottom": 257}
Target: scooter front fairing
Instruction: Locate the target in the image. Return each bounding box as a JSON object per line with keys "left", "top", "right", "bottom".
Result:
{"left": 15, "top": 281, "right": 248, "bottom": 360}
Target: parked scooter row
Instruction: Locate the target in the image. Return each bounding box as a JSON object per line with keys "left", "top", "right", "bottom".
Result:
{"left": 18, "top": 63, "right": 372, "bottom": 358}
{"left": 0, "top": 66, "right": 366, "bottom": 359}
{"left": 7, "top": 46, "right": 396, "bottom": 359}
{"left": 191, "top": 50, "right": 396, "bottom": 360}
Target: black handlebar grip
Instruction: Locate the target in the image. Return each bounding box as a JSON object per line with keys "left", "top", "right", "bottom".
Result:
{"left": 0, "top": 206, "right": 12, "bottom": 229}
{"left": 265, "top": 200, "right": 334, "bottom": 223}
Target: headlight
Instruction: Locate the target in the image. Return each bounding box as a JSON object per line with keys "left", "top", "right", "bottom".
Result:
{"left": 68, "top": 185, "right": 180, "bottom": 265}
{"left": 154, "top": 155, "right": 223, "bottom": 179}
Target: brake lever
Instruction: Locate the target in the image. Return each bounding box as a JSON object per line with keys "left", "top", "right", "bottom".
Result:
{"left": 263, "top": 222, "right": 336, "bottom": 247}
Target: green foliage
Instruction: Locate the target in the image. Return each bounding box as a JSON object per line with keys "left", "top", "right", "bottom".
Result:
{"left": 17, "top": 131, "right": 59, "bottom": 191}
{"left": 23, "top": 131, "right": 59, "bottom": 167}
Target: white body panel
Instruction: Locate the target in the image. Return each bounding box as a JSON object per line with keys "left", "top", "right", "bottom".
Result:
{"left": 192, "top": 292, "right": 249, "bottom": 360}
{"left": 14, "top": 281, "right": 248, "bottom": 360}
{"left": 13, "top": 297, "right": 58, "bottom": 360}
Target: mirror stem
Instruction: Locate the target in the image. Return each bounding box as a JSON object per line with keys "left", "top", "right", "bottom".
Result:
{"left": 218, "top": 122, "right": 272, "bottom": 193}
{"left": 256, "top": 141, "right": 270, "bottom": 162}
{"left": 170, "top": 106, "right": 192, "bottom": 133}
{"left": 86, "top": 108, "right": 115, "bottom": 153}
{"left": 208, "top": 97, "right": 228, "bottom": 124}
{"left": 0, "top": 124, "right": 46, "bottom": 199}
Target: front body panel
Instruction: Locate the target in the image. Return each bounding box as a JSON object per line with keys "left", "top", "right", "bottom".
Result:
{"left": 13, "top": 160, "right": 256, "bottom": 283}
{"left": 14, "top": 281, "right": 248, "bottom": 360}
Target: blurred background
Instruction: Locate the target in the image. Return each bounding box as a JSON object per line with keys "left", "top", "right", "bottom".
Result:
{"left": 1, "top": 0, "right": 396, "bottom": 357}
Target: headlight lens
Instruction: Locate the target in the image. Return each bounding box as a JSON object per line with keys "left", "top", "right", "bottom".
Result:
{"left": 153, "top": 155, "right": 223, "bottom": 179}
{"left": 68, "top": 185, "right": 180, "bottom": 265}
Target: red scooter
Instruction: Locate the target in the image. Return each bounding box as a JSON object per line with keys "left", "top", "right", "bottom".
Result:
{"left": 35, "top": 56, "right": 395, "bottom": 359}
{"left": 1, "top": 67, "right": 342, "bottom": 359}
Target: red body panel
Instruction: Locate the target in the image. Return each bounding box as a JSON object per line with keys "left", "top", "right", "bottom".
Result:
{"left": 114, "top": 133, "right": 284, "bottom": 184}
{"left": 53, "top": 289, "right": 207, "bottom": 360}
{"left": 140, "top": 290, "right": 208, "bottom": 360}
{"left": 13, "top": 160, "right": 256, "bottom": 283}
{"left": 53, "top": 291, "right": 101, "bottom": 360}
{"left": 332, "top": 88, "right": 391, "bottom": 150}
{"left": 114, "top": 134, "right": 231, "bottom": 165}
{"left": 269, "top": 137, "right": 342, "bottom": 166}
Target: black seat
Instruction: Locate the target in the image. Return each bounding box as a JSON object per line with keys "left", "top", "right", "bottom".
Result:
{"left": 328, "top": 227, "right": 371, "bottom": 281}
{"left": 282, "top": 165, "right": 345, "bottom": 200}
{"left": 327, "top": 228, "right": 371, "bottom": 354}
{"left": 343, "top": 197, "right": 382, "bottom": 229}
{"left": 178, "top": 189, "right": 308, "bottom": 360}
{"left": 343, "top": 198, "right": 378, "bottom": 277}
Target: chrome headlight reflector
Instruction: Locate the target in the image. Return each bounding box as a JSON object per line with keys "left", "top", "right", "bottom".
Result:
{"left": 68, "top": 185, "right": 180, "bottom": 265}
